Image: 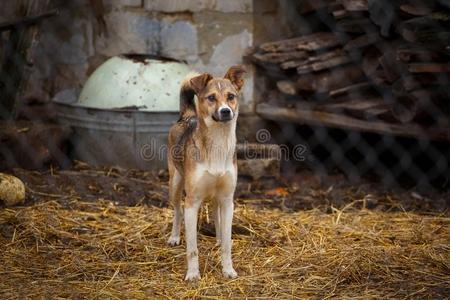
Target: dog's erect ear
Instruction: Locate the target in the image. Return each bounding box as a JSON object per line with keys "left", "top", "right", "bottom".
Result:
{"left": 224, "top": 65, "right": 246, "bottom": 91}
{"left": 190, "top": 73, "right": 213, "bottom": 95}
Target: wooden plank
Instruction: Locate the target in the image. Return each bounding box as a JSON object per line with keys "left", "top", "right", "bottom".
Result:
{"left": 252, "top": 51, "right": 308, "bottom": 64}
{"left": 295, "top": 0, "right": 336, "bottom": 14}
{"left": 276, "top": 80, "right": 297, "bottom": 95}
{"left": 89, "top": 0, "right": 108, "bottom": 37}
{"left": 297, "top": 55, "right": 352, "bottom": 74}
{"left": 391, "top": 94, "right": 418, "bottom": 124}
{"left": 320, "top": 98, "right": 385, "bottom": 111}
{"left": 329, "top": 82, "right": 372, "bottom": 97}
{"left": 296, "top": 65, "right": 365, "bottom": 92}
{"left": 256, "top": 103, "right": 450, "bottom": 141}
{"left": 393, "top": 74, "right": 449, "bottom": 92}
{"left": 340, "top": 0, "right": 368, "bottom": 11}
{"left": 399, "top": 16, "right": 450, "bottom": 46}
{"left": 344, "top": 33, "right": 381, "bottom": 50}
{"left": 391, "top": 88, "right": 450, "bottom": 123}
{"left": 0, "top": 9, "right": 58, "bottom": 32}
{"left": 319, "top": 97, "right": 391, "bottom": 120}
{"left": 362, "top": 49, "right": 380, "bottom": 77}
{"left": 336, "top": 18, "right": 377, "bottom": 33}
{"left": 0, "top": 4, "right": 54, "bottom": 117}
{"left": 408, "top": 63, "right": 450, "bottom": 73}
{"left": 399, "top": 3, "right": 433, "bottom": 16}
{"left": 368, "top": 0, "right": 396, "bottom": 37}
{"left": 397, "top": 47, "right": 445, "bottom": 62}
{"left": 378, "top": 49, "right": 408, "bottom": 83}
{"left": 280, "top": 60, "right": 303, "bottom": 70}
{"left": 332, "top": 9, "right": 348, "bottom": 19}
{"left": 259, "top": 32, "right": 343, "bottom": 53}
{"left": 281, "top": 49, "right": 344, "bottom": 70}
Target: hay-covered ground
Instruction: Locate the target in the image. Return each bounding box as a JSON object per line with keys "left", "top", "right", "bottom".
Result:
{"left": 0, "top": 167, "right": 449, "bottom": 299}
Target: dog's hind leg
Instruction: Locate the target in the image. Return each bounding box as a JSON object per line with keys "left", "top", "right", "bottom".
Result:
{"left": 168, "top": 169, "right": 183, "bottom": 246}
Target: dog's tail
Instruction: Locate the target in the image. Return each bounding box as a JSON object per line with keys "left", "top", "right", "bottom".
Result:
{"left": 179, "top": 72, "right": 199, "bottom": 119}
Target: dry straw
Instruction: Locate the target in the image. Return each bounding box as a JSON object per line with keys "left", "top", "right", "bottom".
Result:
{"left": 0, "top": 198, "right": 449, "bottom": 299}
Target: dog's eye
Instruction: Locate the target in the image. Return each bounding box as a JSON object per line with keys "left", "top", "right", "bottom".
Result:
{"left": 207, "top": 95, "right": 216, "bottom": 102}
{"left": 227, "top": 94, "right": 235, "bottom": 101}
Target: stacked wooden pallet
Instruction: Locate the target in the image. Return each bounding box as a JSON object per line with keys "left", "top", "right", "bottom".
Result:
{"left": 248, "top": 0, "right": 450, "bottom": 139}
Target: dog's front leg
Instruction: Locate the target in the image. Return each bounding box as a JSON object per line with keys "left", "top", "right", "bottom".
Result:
{"left": 219, "top": 196, "right": 238, "bottom": 279}
{"left": 212, "top": 199, "right": 221, "bottom": 246}
{"left": 184, "top": 196, "right": 201, "bottom": 281}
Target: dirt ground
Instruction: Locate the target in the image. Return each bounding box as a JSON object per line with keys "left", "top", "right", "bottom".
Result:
{"left": 8, "top": 162, "right": 450, "bottom": 213}
{"left": 0, "top": 164, "right": 449, "bottom": 299}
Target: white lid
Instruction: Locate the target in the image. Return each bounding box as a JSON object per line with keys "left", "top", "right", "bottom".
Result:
{"left": 78, "top": 55, "right": 191, "bottom": 111}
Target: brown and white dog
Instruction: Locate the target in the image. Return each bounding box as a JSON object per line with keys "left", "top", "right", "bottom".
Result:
{"left": 167, "top": 66, "right": 246, "bottom": 281}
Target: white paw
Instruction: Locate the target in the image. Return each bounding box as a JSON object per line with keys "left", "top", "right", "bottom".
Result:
{"left": 185, "top": 269, "right": 201, "bottom": 281}
{"left": 167, "top": 236, "right": 180, "bottom": 246}
{"left": 222, "top": 267, "right": 238, "bottom": 279}
{"left": 215, "top": 239, "right": 221, "bottom": 247}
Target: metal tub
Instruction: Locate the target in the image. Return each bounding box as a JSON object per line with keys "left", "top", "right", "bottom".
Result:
{"left": 54, "top": 103, "right": 178, "bottom": 169}
{"left": 53, "top": 54, "right": 190, "bottom": 170}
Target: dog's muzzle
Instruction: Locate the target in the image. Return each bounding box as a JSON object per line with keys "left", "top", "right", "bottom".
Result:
{"left": 213, "top": 107, "right": 234, "bottom": 122}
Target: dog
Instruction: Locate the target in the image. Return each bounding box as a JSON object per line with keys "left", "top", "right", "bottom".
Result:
{"left": 167, "top": 66, "right": 246, "bottom": 281}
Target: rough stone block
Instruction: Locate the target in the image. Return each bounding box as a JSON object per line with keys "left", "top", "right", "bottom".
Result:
{"left": 194, "top": 30, "right": 252, "bottom": 87}
{"left": 215, "top": 0, "right": 252, "bottom": 13}
{"left": 122, "top": 0, "right": 142, "bottom": 6}
{"left": 96, "top": 11, "right": 160, "bottom": 56}
{"left": 160, "top": 21, "right": 198, "bottom": 62}
{"left": 144, "top": 0, "right": 214, "bottom": 12}
{"left": 104, "top": 0, "right": 142, "bottom": 7}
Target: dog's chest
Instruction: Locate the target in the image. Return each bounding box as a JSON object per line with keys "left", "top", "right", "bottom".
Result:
{"left": 195, "top": 140, "right": 236, "bottom": 197}
{"left": 199, "top": 125, "right": 236, "bottom": 175}
{"left": 195, "top": 162, "right": 236, "bottom": 198}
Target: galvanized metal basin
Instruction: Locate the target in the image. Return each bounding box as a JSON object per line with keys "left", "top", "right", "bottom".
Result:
{"left": 54, "top": 54, "right": 191, "bottom": 170}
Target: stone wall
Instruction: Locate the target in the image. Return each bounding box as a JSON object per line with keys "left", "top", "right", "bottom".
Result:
{"left": 7, "top": 0, "right": 254, "bottom": 113}
{"left": 1, "top": 0, "right": 307, "bottom": 141}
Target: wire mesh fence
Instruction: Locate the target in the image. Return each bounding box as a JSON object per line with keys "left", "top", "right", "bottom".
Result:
{"left": 1, "top": 2, "right": 450, "bottom": 298}
{"left": 0, "top": 0, "right": 449, "bottom": 192}
{"left": 248, "top": 0, "right": 450, "bottom": 190}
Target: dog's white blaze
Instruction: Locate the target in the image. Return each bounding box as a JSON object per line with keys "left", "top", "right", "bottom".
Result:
{"left": 219, "top": 104, "right": 230, "bottom": 110}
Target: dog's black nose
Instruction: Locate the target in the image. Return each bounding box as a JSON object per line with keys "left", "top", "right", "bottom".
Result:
{"left": 220, "top": 108, "right": 231, "bottom": 118}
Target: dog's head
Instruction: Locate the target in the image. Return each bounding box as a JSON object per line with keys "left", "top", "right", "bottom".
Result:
{"left": 190, "top": 66, "right": 246, "bottom": 124}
